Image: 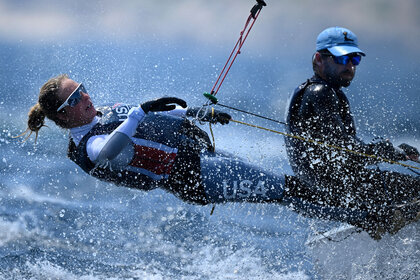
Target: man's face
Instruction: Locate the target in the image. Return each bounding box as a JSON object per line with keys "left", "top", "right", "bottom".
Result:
{"left": 321, "top": 54, "right": 357, "bottom": 88}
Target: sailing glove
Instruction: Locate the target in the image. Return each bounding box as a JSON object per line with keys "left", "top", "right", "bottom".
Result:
{"left": 141, "top": 97, "right": 187, "bottom": 114}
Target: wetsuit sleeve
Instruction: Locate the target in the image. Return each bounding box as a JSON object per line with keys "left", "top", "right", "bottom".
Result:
{"left": 86, "top": 106, "right": 146, "bottom": 163}
{"left": 300, "top": 86, "right": 405, "bottom": 162}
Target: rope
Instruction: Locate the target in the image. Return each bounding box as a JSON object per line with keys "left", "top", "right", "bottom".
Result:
{"left": 216, "top": 102, "right": 287, "bottom": 125}
{"left": 408, "top": 167, "right": 420, "bottom": 176}
{"left": 313, "top": 227, "right": 363, "bottom": 243}
{"left": 230, "top": 119, "right": 420, "bottom": 171}
{"left": 209, "top": 2, "right": 265, "bottom": 97}
{"left": 209, "top": 107, "right": 216, "bottom": 215}
{"left": 196, "top": 1, "right": 266, "bottom": 125}
{"left": 199, "top": 1, "right": 266, "bottom": 216}
{"left": 203, "top": 95, "right": 420, "bottom": 173}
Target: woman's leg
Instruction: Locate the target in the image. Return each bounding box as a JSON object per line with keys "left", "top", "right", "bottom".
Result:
{"left": 200, "top": 151, "right": 286, "bottom": 203}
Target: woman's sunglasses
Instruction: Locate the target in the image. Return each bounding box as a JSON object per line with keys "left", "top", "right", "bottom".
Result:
{"left": 56, "top": 83, "right": 87, "bottom": 112}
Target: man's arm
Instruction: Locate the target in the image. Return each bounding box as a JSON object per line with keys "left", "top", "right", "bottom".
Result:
{"left": 299, "top": 86, "right": 408, "bottom": 162}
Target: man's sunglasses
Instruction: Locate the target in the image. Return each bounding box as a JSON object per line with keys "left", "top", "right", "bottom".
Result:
{"left": 56, "top": 83, "right": 86, "bottom": 112}
{"left": 323, "top": 53, "right": 362, "bottom": 66}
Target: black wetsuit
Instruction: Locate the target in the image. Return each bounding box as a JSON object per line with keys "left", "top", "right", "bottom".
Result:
{"left": 285, "top": 75, "right": 419, "bottom": 230}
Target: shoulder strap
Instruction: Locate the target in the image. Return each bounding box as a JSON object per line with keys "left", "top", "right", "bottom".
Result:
{"left": 67, "top": 138, "right": 78, "bottom": 162}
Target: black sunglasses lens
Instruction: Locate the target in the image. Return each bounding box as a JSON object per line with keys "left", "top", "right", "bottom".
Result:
{"left": 333, "top": 56, "right": 349, "bottom": 65}
{"left": 333, "top": 55, "right": 361, "bottom": 65}
{"left": 351, "top": 55, "right": 361, "bottom": 65}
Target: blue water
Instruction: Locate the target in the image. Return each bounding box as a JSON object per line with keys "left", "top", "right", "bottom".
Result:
{"left": 1, "top": 41, "right": 419, "bottom": 279}
{"left": 0, "top": 121, "right": 314, "bottom": 279}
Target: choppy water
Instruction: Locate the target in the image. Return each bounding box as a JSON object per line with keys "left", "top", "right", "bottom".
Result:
{"left": 1, "top": 113, "right": 419, "bottom": 279}
{"left": 0, "top": 120, "right": 311, "bottom": 279}
{"left": 1, "top": 42, "right": 419, "bottom": 279}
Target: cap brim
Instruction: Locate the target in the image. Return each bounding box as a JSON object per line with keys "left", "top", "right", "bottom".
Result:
{"left": 328, "top": 45, "right": 366, "bottom": 56}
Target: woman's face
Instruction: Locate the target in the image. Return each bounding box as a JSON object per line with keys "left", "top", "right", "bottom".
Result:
{"left": 57, "top": 78, "right": 97, "bottom": 128}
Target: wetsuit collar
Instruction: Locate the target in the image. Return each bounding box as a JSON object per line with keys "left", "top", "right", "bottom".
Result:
{"left": 312, "top": 74, "right": 342, "bottom": 91}
{"left": 70, "top": 116, "right": 100, "bottom": 146}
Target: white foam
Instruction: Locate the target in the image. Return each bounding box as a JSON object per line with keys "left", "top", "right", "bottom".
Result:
{"left": 0, "top": 217, "right": 27, "bottom": 246}
{"left": 307, "top": 222, "right": 420, "bottom": 279}
{"left": 0, "top": 211, "right": 43, "bottom": 246}
{"left": 25, "top": 260, "right": 101, "bottom": 280}
{"left": 9, "top": 184, "right": 72, "bottom": 206}
{"left": 181, "top": 245, "right": 310, "bottom": 280}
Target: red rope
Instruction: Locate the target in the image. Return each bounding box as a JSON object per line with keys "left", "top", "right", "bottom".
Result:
{"left": 210, "top": 8, "right": 263, "bottom": 97}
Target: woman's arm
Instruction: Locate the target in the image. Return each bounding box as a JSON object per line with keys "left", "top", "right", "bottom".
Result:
{"left": 87, "top": 97, "right": 187, "bottom": 166}
{"left": 87, "top": 106, "right": 145, "bottom": 165}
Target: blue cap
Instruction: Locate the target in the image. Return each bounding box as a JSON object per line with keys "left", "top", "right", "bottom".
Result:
{"left": 316, "top": 26, "right": 365, "bottom": 56}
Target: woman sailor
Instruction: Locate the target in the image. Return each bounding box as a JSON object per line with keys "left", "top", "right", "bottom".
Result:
{"left": 22, "top": 74, "right": 286, "bottom": 205}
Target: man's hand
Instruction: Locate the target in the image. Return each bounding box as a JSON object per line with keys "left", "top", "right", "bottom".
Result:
{"left": 398, "top": 143, "right": 420, "bottom": 161}
{"left": 141, "top": 97, "right": 187, "bottom": 114}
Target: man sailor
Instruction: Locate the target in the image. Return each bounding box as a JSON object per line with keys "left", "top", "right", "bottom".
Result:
{"left": 285, "top": 26, "right": 420, "bottom": 236}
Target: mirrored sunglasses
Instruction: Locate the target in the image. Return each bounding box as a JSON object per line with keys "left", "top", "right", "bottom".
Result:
{"left": 56, "top": 83, "right": 87, "bottom": 112}
{"left": 331, "top": 54, "right": 362, "bottom": 66}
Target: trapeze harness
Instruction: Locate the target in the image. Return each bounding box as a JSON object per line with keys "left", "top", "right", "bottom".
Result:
{"left": 67, "top": 104, "right": 212, "bottom": 205}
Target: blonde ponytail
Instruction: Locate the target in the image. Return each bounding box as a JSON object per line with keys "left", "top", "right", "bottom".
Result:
{"left": 15, "top": 103, "right": 47, "bottom": 143}
{"left": 28, "top": 103, "right": 46, "bottom": 132}
{"left": 16, "top": 74, "right": 69, "bottom": 143}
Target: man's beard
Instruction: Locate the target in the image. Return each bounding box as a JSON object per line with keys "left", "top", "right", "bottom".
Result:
{"left": 325, "top": 74, "right": 351, "bottom": 88}
{"left": 324, "top": 66, "right": 354, "bottom": 88}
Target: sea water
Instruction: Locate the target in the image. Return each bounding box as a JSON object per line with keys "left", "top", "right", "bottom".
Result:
{"left": 1, "top": 116, "right": 419, "bottom": 279}
{"left": 0, "top": 120, "right": 313, "bottom": 279}
{"left": 1, "top": 43, "right": 419, "bottom": 279}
